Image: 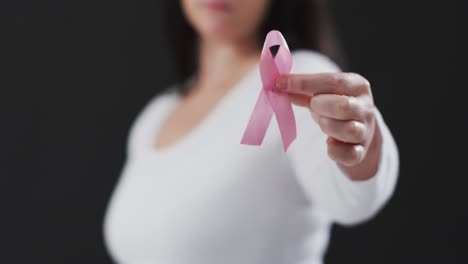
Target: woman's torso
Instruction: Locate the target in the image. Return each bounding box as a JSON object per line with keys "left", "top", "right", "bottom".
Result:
{"left": 104, "top": 50, "right": 334, "bottom": 264}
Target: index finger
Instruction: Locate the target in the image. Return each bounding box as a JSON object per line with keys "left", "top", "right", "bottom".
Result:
{"left": 275, "top": 72, "right": 368, "bottom": 96}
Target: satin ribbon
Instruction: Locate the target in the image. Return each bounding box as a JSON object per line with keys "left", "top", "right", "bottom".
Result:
{"left": 241, "top": 30, "right": 296, "bottom": 151}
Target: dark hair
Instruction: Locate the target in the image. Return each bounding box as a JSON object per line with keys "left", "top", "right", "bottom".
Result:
{"left": 164, "top": 0, "right": 342, "bottom": 91}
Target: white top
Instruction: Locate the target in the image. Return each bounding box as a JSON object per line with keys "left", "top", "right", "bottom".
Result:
{"left": 103, "top": 50, "right": 399, "bottom": 264}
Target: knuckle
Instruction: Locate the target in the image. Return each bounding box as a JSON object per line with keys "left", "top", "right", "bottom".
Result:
{"left": 349, "top": 145, "right": 364, "bottom": 164}
{"left": 309, "top": 96, "right": 318, "bottom": 109}
{"left": 318, "top": 116, "right": 330, "bottom": 131}
{"left": 343, "top": 73, "right": 370, "bottom": 93}
{"left": 338, "top": 97, "right": 354, "bottom": 114}
{"left": 290, "top": 78, "right": 301, "bottom": 91}
{"left": 358, "top": 78, "right": 371, "bottom": 94}
{"left": 318, "top": 115, "right": 326, "bottom": 126}
{"left": 347, "top": 122, "right": 366, "bottom": 142}
{"left": 299, "top": 78, "right": 308, "bottom": 91}
{"left": 362, "top": 78, "right": 371, "bottom": 90}
{"left": 335, "top": 74, "right": 350, "bottom": 89}
{"left": 363, "top": 107, "right": 375, "bottom": 122}
{"left": 326, "top": 74, "right": 344, "bottom": 89}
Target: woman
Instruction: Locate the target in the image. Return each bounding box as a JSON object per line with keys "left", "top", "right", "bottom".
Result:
{"left": 104, "top": 0, "right": 399, "bottom": 263}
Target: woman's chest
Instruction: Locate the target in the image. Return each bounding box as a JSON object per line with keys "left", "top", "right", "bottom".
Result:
{"left": 104, "top": 145, "right": 308, "bottom": 263}
{"left": 154, "top": 89, "right": 230, "bottom": 150}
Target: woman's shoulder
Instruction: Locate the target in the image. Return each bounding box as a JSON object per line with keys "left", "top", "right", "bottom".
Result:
{"left": 291, "top": 49, "right": 341, "bottom": 74}
{"left": 134, "top": 86, "right": 179, "bottom": 126}
{"left": 125, "top": 85, "right": 179, "bottom": 157}
{"left": 140, "top": 86, "right": 179, "bottom": 116}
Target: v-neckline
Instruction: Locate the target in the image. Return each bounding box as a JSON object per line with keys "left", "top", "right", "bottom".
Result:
{"left": 149, "top": 62, "right": 260, "bottom": 157}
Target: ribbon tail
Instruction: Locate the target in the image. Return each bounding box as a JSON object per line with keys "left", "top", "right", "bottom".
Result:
{"left": 269, "top": 91, "right": 297, "bottom": 151}
{"left": 241, "top": 88, "right": 274, "bottom": 146}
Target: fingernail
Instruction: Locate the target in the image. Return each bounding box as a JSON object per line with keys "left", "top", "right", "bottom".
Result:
{"left": 276, "top": 76, "right": 288, "bottom": 90}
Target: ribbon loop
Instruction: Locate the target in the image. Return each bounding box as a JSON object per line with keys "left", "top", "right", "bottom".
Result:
{"left": 241, "top": 30, "right": 297, "bottom": 151}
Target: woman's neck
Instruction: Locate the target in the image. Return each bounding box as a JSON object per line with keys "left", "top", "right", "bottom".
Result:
{"left": 194, "top": 36, "right": 261, "bottom": 94}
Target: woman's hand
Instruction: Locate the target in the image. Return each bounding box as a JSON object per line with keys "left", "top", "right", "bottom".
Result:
{"left": 276, "top": 72, "right": 382, "bottom": 181}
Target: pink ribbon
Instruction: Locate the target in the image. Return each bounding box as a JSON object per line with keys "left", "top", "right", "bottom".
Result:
{"left": 241, "top": 30, "right": 296, "bottom": 151}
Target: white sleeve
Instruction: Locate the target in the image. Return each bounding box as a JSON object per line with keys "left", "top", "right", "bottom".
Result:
{"left": 286, "top": 50, "right": 400, "bottom": 226}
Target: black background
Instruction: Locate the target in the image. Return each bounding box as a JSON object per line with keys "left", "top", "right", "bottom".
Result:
{"left": 1, "top": 0, "right": 467, "bottom": 263}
